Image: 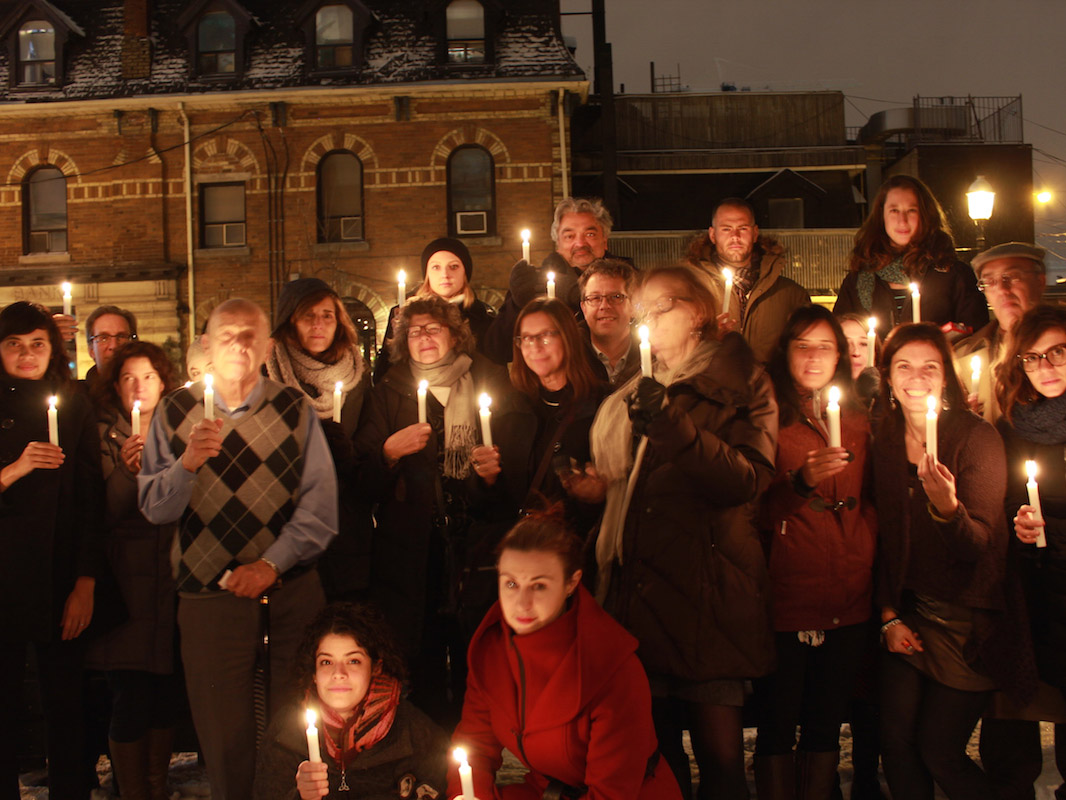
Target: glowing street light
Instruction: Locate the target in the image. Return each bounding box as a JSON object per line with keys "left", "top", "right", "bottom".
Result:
{"left": 967, "top": 176, "right": 995, "bottom": 250}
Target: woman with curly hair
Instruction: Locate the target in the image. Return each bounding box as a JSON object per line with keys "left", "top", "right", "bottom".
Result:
{"left": 86, "top": 341, "right": 181, "bottom": 800}
{"left": 354, "top": 295, "right": 509, "bottom": 725}
{"left": 254, "top": 603, "right": 449, "bottom": 800}
{"left": 833, "top": 175, "right": 987, "bottom": 333}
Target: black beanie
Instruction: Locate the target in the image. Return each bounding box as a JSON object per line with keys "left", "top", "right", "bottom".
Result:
{"left": 420, "top": 238, "right": 474, "bottom": 280}
{"left": 272, "top": 277, "right": 336, "bottom": 337}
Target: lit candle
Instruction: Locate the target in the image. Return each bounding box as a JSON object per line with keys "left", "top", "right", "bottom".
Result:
{"left": 131, "top": 400, "right": 141, "bottom": 434}
{"left": 332, "top": 381, "right": 343, "bottom": 423}
{"left": 454, "top": 747, "right": 476, "bottom": 800}
{"left": 910, "top": 282, "right": 921, "bottom": 323}
{"left": 184, "top": 380, "right": 192, "bottom": 389}
{"left": 546, "top": 271, "right": 556, "bottom": 299}
{"left": 397, "top": 270, "right": 406, "bottom": 309}
{"left": 1025, "top": 460, "right": 1047, "bottom": 549}
{"left": 417, "top": 379, "right": 428, "bottom": 424}
{"left": 826, "top": 385, "right": 841, "bottom": 447}
{"left": 61, "top": 282, "right": 72, "bottom": 316}
{"left": 638, "top": 324, "right": 653, "bottom": 378}
{"left": 721, "top": 268, "right": 734, "bottom": 315}
{"left": 925, "top": 394, "right": 938, "bottom": 460}
{"left": 304, "top": 709, "right": 321, "bottom": 764}
{"left": 203, "top": 374, "right": 215, "bottom": 421}
{"left": 970, "top": 354, "right": 982, "bottom": 395}
{"left": 521, "top": 229, "right": 531, "bottom": 262}
{"left": 867, "top": 317, "right": 877, "bottom": 368}
{"left": 478, "top": 393, "right": 493, "bottom": 448}
{"left": 47, "top": 395, "right": 59, "bottom": 446}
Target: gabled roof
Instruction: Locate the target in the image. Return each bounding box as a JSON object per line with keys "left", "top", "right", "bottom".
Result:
{"left": 747, "top": 168, "right": 829, "bottom": 200}
{"left": 294, "top": 0, "right": 375, "bottom": 27}
{"left": 0, "top": 0, "right": 85, "bottom": 39}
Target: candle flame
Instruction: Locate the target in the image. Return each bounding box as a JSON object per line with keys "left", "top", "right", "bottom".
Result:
{"left": 48, "top": 395, "right": 57, "bottom": 409}
{"left": 867, "top": 316, "right": 877, "bottom": 332}
{"left": 546, "top": 271, "right": 555, "bottom": 282}
{"left": 335, "top": 380, "right": 343, "bottom": 392}
{"left": 184, "top": 381, "right": 192, "bottom": 388}
{"left": 398, "top": 269, "right": 406, "bottom": 283}
{"left": 926, "top": 394, "right": 937, "bottom": 413}
{"left": 204, "top": 374, "right": 213, "bottom": 389}
{"left": 827, "top": 385, "right": 841, "bottom": 405}
{"left": 418, "top": 379, "right": 428, "bottom": 392}
{"left": 722, "top": 267, "right": 734, "bottom": 282}
{"left": 305, "top": 708, "right": 317, "bottom": 728}
{"left": 453, "top": 747, "right": 469, "bottom": 766}
{"left": 479, "top": 392, "right": 492, "bottom": 410}
{"left": 638, "top": 324, "right": 649, "bottom": 344}
{"left": 133, "top": 400, "right": 141, "bottom": 411}
{"left": 970, "top": 355, "right": 981, "bottom": 372}
{"left": 909, "top": 282, "right": 919, "bottom": 294}
{"left": 61, "top": 281, "right": 72, "bottom": 295}
{"left": 1026, "top": 460, "right": 1038, "bottom": 483}
{"left": 520, "top": 229, "right": 530, "bottom": 242}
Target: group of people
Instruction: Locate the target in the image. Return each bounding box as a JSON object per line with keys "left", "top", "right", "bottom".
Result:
{"left": 0, "top": 176, "right": 1063, "bottom": 800}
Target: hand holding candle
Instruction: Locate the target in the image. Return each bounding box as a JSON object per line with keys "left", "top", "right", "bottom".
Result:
{"left": 333, "top": 381, "right": 343, "bottom": 424}
{"left": 47, "top": 396, "right": 59, "bottom": 446}
{"left": 304, "top": 709, "right": 321, "bottom": 763}
{"left": 203, "top": 374, "right": 215, "bottom": 421}
{"left": 910, "top": 282, "right": 921, "bottom": 323}
{"left": 131, "top": 400, "right": 141, "bottom": 434}
{"left": 721, "top": 268, "right": 734, "bottom": 315}
{"left": 925, "top": 394, "right": 938, "bottom": 460}
{"left": 417, "top": 379, "right": 428, "bottom": 424}
{"left": 521, "top": 229, "right": 531, "bottom": 262}
{"left": 478, "top": 393, "right": 493, "bottom": 447}
{"left": 638, "top": 324, "right": 653, "bottom": 377}
{"left": 546, "top": 271, "right": 556, "bottom": 299}
{"left": 1025, "top": 460, "right": 1047, "bottom": 548}
{"left": 454, "top": 747, "right": 477, "bottom": 800}
{"left": 867, "top": 317, "right": 877, "bottom": 368}
{"left": 61, "top": 282, "right": 72, "bottom": 316}
{"left": 826, "top": 385, "right": 841, "bottom": 447}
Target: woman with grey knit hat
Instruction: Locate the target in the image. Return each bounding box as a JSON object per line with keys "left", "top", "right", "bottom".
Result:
{"left": 374, "top": 237, "right": 496, "bottom": 382}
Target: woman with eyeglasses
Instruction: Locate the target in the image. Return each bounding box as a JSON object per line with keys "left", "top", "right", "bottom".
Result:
{"left": 874, "top": 323, "right": 1011, "bottom": 800}
{"left": 833, "top": 175, "right": 988, "bottom": 333}
{"left": 354, "top": 295, "right": 508, "bottom": 727}
{"left": 589, "top": 263, "right": 778, "bottom": 799}
{"left": 375, "top": 238, "right": 496, "bottom": 382}
{"left": 754, "top": 306, "right": 877, "bottom": 799}
{"left": 982, "top": 304, "right": 1066, "bottom": 800}
{"left": 0, "top": 301, "right": 105, "bottom": 800}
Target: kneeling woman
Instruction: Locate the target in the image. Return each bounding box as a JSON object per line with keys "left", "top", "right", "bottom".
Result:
{"left": 450, "top": 510, "right": 681, "bottom": 799}
{"left": 254, "top": 603, "right": 449, "bottom": 800}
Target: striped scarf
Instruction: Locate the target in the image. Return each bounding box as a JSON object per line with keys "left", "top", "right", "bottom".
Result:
{"left": 314, "top": 670, "right": 402, "bottom": 763}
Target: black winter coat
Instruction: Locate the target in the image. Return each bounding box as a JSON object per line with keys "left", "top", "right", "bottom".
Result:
{"left": 0, "top": 377, "right": 104, "bottom": 642}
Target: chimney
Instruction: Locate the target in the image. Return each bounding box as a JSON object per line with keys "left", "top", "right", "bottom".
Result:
{"left": 121, "top": 0, "right": 151, "bottom": 80}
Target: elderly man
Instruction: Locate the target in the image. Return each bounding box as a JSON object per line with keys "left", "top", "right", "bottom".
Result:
{"left": 954, "top": 242, "right": 1046, "bottom": 422}
{"left": 689, "top": 198, "right": 809, "bottom": 363}
{"left": 138, "top": 299, "right": 337, "bottom": 800}
{"left": 481, "top": 197, "right": 626, "bottom": 364}
{"left": 578, "top": 258, "right": 640, "bottom": 386}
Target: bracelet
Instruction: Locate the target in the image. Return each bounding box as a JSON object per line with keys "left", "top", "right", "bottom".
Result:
{"left": 879, "top": 617, "right": 903, "bottom": 636}
{"left": 259, "top": 557, "right": 281, "bottom": 576}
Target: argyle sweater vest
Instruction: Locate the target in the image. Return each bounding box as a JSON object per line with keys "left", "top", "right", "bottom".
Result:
{"left": 159, "top": 380, "right": 308, "bottom": 593}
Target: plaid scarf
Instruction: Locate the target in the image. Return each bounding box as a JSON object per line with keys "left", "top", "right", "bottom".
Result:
{"left": 311, "top": 669, "right": 402, "bottom": 765}
{"left": 856, "top": 257, "right": 908, "bottom": 312}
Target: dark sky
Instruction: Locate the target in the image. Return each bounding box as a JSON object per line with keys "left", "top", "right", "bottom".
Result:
{"left": 560, "top": 0, "right": 1066, "bottom": 267}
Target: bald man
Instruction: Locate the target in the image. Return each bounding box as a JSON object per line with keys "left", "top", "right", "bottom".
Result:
{"left": 138, "top": 299, "right": 337, "bottom": 800}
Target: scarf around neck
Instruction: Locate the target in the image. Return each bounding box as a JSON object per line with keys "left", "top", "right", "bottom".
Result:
{"left": 409, "top": 351, "right": 477, "bottom": 479}
{"left": 266, "top": 340, "right": 363, "bottom": 420}
{"left": 1010, "top": 392, "right": 1066, "bottom": 445}
{"left": 856, "top": 256, "right": 908, "bottom": 312}
{"left": 311, "top": 669, "right": 402, "bottom": 766}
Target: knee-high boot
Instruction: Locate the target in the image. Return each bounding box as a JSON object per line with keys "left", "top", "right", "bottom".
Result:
{"left": 145, "top": 728, "right": 173, "bottom": 800}
{"left": 108, "top": 738, "right": 148, "bottom": 800}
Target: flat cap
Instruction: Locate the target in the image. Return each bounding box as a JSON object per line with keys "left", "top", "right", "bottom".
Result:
{"left": 971, "top": 242, "right": 1045, "bottom": 276}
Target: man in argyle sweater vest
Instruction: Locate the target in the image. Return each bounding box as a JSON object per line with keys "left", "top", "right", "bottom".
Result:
{"left": 139, "top": 299, "right": 337, "bottom": 800}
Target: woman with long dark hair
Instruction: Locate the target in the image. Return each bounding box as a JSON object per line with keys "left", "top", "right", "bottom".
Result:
{"left": 833, "top": 176, "right": 987, "bottom": 333}
{"left": 755, "top": 306, "right": 877, "bottom": 798}
{"left": 874, "top": 323, "right": 1008, "bottom": 799}
{"left": 0, "top": 301, "right": 104, "bottom": 800}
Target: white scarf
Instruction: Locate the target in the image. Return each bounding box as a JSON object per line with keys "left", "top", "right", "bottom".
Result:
{"left": 409, "top": 352, "right": 477, "bottom": 479}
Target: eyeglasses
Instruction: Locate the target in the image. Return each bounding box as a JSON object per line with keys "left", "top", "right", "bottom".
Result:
{"left": 790, "top": 342, "right": 837, "bottom": 357}
{"left": 89, "top": 333, "right": 135, "bottom": 345}
{"left": 1018, "top": 344, "right": 1066, "bottom": 372}
{"left": 977, "top": 272, "right": 1036, "bottom": 292}
{"left": 515, "top": 330, "right": 562, "bottom": 348}
{"left": 636, "top": 296, "right": 693, "bottom": 324}
{"left": 581, "top": 292, "right": 628, "bottom": 307}
{"left": 407, "top": 323, "right": 444, "bottom": 340}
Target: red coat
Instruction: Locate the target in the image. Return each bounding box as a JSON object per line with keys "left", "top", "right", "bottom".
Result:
{"left": 449, "top": 585, "right": 681, "bottom": 800}
{"left": 760, "top": 400, "right": 877, "bottom": 632}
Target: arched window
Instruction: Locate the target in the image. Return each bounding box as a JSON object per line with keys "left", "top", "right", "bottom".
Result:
{"left": 317, "top": 151, "right": 363, "bottom": 242}
{"left": 448, "top": 145, "right": 494, "bottom": 237}
{"left": 446, "top": 0, "right": 484, "bottom": 64}
{"left": 18, "top": 19, "right": 56, "bottom": 84}
{"left": 198, "top": 11, "right": 236, "bottom": 74}
{"left": 24, "top": 166, "right": 67, "bottom": 253}
{"left": 315, "top": 5, "right": 353, "bottom": 68}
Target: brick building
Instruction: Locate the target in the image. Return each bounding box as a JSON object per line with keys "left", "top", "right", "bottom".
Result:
{"left": 0, "top": 0, "right": 586, "bottom": 373}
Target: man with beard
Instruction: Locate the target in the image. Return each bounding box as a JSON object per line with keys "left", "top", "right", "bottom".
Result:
{"left": 578, "top": 258, "right": 640, "bottom": 386}
{"left": 481, "top": 197, "right": 629, "bottom": 364}
{"left": 688, "top": 198, "right": 809, "bottom": 363}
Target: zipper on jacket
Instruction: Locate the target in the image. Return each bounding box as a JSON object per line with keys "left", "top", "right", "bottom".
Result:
{"left": 508, "top": 635, "right": 531, "bottom": 766}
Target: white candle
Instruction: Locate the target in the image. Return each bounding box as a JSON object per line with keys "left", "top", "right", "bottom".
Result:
{"left": 305, "top": 709, "right": 321, "bottom": 763}
{"left": 638, "top": 324, "right": 653, "bottom": 378}
{"left": 417, "top": 379, "right": 428, "bottom": 424}
{"left": 454, "top": 747, "right": 476, "bottom": 800}
{"left": 1025, "top": 460, "right": 1047, "bottom": 549}
{"left": 826, "top": 385, "right": 841, "bottom": 448}
{"left": 203, "top": 374, "right": 215, "bottom": 421}
{"left": 47, "top": 395, "right": 59, "bottom": 446}
{"left": 478, "top": 393, "right": 493, "bottom": 448}
{"left": 925, "top": 394, "right": 938, "bottom": 460}
{"left": 867, "top": 317, "right": 877, "bottom": 368}
{"left": 546, "top": 271, "right": 556, "bottom": 299}
{"left": 970, "top": 354, "right": 982, "bottom": 395}
{"left": 131, "top": 400, "right": 141, "bottom": 434}
{"left": 61, "top": 282, "right": 72, "bottom": 316}
{"left": 333, "top": 381, "right": 343, "bottom": 423}
{"left": 910, "top": 282, "right": 921, "bottom": 323}
{"left": 721, "top": 268, "right": 734, "bottom": 315}
{"left": 521, "top": 229, "right": 531, "bottom": 262}
{"left": 397, "top": 270, "right": 406, "bottom": 309}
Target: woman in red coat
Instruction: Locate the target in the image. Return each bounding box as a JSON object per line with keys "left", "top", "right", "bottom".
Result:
{"left": 755, "top": 306, "right": 877, "bottom": 799}
{"left": 449, "top": 510, "right": 681, "bottom": 800}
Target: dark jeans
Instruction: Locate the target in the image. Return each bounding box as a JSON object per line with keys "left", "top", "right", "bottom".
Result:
{"left": 106, "top": 670, "right": 180, "bottom": 742}
{"left": 755, "top": 623, "right": 868, "bottom": 755}
{"left": 879, "top": 653, "right": 994, "bottom": 800}
{"left": 980, "top": 718, "right": 1066, "bottom": 800}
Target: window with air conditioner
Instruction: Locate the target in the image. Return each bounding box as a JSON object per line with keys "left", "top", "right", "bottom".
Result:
{"left": 447, "top": 145, "right": 494, "bottom": 237}
{"left": 315, "top": 5, "right": 353, "bottom": 68}
{"left": 24, "top": 166, "right": 67, "bottom": 254}
{"left": 317, "top": 151, "right": 363, "bottom": 242}
{"left": 201, "top": 183, "right": 246, "bottom": 248}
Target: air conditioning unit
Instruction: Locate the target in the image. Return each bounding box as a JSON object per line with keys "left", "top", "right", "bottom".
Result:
{"left": 223, "top": 222, "right": 246, "bottom": 246}
{"left": 456, "top": 211, "right": 488, "bottom": 235}
{"left": 29, "top": 231, "right": 50, "bottom": 253}
{"left": 340, "top": 216, "right": 362, "bottom": 240}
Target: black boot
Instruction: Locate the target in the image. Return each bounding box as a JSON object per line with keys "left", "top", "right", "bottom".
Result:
{"left": 145, "top": 728, "right": 173, "bottom": 800}
{"left": 108, "top": 738, "right": 149, "bottom": 800}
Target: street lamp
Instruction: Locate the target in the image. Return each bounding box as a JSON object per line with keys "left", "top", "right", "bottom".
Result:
{"left": 967, "top": 175, "right": 995, "bottom": 250}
